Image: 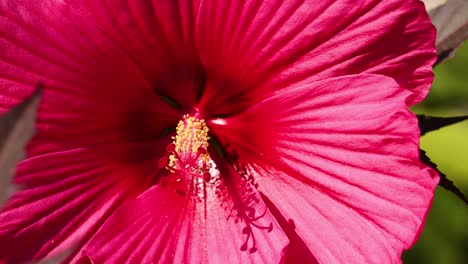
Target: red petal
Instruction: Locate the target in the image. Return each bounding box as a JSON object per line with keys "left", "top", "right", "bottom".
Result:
{"left": 210, "top": 75, "right": 439, "bottom": 263}
{"left": 83, "top": 152, "right": 288, "bottom": 263}
{"left": 196, "top": 0, "right": 435, "bottom": 116}
{"left": 61, "top": 0, "right": 204, "bottom": 108}
{"left": 0, "top": 141, "right": 167, "bottom": 263}
{"left": 0, "top": 0, "right": 180, "bottom": 153}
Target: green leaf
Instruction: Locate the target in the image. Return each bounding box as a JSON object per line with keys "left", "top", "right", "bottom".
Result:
{"left": 420, "top": 149, "right": 467, "bottom": 205}
{"left": 0, "top": 85, "right": 41, "bottom": 206}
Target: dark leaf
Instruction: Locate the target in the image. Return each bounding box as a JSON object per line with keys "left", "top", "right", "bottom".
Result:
{"left": 420, "top": 149, "right": 467, "bottom": 205}
{"left": 423, "top": 0, "right": 468, "bottom": 65}
{"left": 0, "top": 85, "right": 41, "bottom": 206}
{"left": 417, "top": 114, "right": 468, "bottom": 136}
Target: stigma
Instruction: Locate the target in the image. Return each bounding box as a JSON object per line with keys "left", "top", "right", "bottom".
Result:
{"left": 158, "top": 114, "right": 212, "bottom": 196}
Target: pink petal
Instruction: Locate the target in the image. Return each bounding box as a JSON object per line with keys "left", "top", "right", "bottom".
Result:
{"left": 209, "top": 74, "right": 439, "bottom": 263}
{"left": 0, "top": 1, "right": 191, "bottom": 261}
{"left": 0, "top": 0, "right": 180, "bottom": 154}
{"left": 196, "top": 0, "right": 435, "bottom": 116}
{"left": 61, "top": 0, "right": 204, "bottom": 108}
{"left": 0, "top": 141, "right": 167, "bottom": 262}
{"left": 83, "top": 151, "right": 288, "bottom": 263}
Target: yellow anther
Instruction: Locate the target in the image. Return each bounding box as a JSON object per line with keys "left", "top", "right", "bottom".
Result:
{"left": 168, "top": 115, "right": 210, "bottom": 171}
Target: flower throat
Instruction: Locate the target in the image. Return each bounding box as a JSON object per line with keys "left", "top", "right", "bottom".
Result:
{"left": 158, "top": 114, "right": 212, "bottom": 196}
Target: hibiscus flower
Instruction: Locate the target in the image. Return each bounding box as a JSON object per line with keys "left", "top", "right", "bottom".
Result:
{"left": 0, "top": 0, "right": 438, "bottom": 263}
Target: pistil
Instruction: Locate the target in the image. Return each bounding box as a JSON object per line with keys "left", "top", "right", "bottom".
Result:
{"left": 158, "top": 114, "right": 212, "bottom": 196}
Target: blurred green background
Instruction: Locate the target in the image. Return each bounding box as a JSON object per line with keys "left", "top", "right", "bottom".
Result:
{"left": 403, "top": 44, "right": 468, "bottom": 263}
